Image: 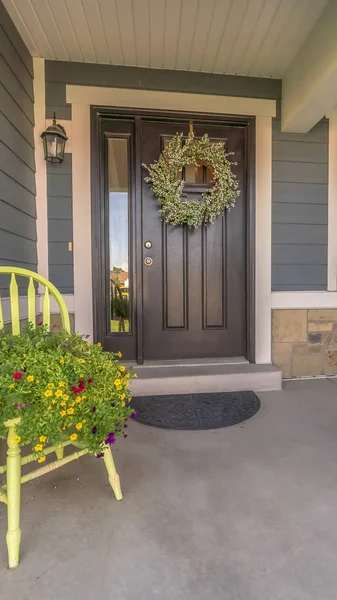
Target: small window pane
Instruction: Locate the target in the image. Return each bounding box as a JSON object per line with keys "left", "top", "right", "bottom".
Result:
{"left": 108, "top": 138, "right": 130, "bottom": 333}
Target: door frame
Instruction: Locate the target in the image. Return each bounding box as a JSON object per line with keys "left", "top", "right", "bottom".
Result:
{"left": 91, "top": 107, "right": 256, "bottom": 363}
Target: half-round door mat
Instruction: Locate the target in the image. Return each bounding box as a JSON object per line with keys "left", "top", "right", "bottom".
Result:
{"left": 130, "top": 391, "right": 261, "bottom": 430}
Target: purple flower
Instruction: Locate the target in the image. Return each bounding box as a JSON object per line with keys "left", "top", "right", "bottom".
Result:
{"left": 96, "top": 452, "right": 104, "bottom": 458}
{"left": 124, "top": 424, "right": 128, "bottom": 429}
{"left": 131, "top": 412, "right": 137, "bottom": 420}
{"left": 92, "top": 426, "right": 97, "bottom": 434}
{"left": 17, "top": 403, "right": 24, "bottom": 410}
{"left": 91, "top": 406, "right": 96, "bottom": 413}
{"left": 105, "top": 432, "right": 115, "bottom": 445}
{"left": 9, "top": 341, "right": 14, "bottom": 346}
{"left": 111, "top": 403, "right": 115, "bottom": 408}
{"left": 124, "top": 434, "right": 128, "bottom": 439}
{"left": 61, "top": 343, "right": 67, "bottom": 348}
{"left": 85, "top": 334, "right": 90, "bottom": 339}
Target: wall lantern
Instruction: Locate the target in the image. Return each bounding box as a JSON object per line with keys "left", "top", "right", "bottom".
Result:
{"left": 41, "top": 112, "right": 68, "bottom": 163}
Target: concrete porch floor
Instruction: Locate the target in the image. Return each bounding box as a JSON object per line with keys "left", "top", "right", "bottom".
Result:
{"left": 2, "top": 379, "right": 337, "bottom": 599}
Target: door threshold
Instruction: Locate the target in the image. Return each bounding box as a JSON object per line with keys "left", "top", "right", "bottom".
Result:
{"left": 126, "top": 357, "right": 248, "bottom": 368}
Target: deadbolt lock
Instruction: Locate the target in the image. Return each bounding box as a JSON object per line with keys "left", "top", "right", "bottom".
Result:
{"left": 144, "top": 257, "right": 153, "bottom": 266}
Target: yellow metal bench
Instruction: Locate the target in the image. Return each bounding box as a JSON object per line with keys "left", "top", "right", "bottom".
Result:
{"left": 0, "top": 267, "right": 122, "bottom": 569}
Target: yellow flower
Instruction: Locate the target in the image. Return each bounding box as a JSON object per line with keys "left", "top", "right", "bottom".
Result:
{"left": 117, "top": 351, "right": 122, "bottom": 358}
{"left": 116, "top": 385, "right": 122, "bottom": 391}
{"left": 60, "top": 359, "right": 64, "bottom": 364}
{"left": 62, "top": 394, "right": 69, "bottom": 401}
{"left": 114, "top": 379, "right": 121, "bottom": 387}
{"left": 51, "top": 399, "right": 57, "bottom": 405}
{"left": 47, "top": 383, "right": 55, "bottom": 389}
{"left": 67, "top": 407, "right": 74, "bottom": 415}
{"left": 75, "top": 422, "right": 83, "bottom": 430}
{"left": 76, "top": 397, "right": 82, "bottom": 403}
{"left": 58, "top": 381, "right": 66, "bottom": 388}
{"left": 79, "top": 374, "right": 84, "bottom": 379}
{"left": 97, "top": 342, "right": 102, "bottom": 347}
{"left": 34, "top": 444, "right": 43, "bottom": 452}
{"left": 70, "top": 433, "right": 77, "bottom": 441}
{"left": 133, "top": 373, "right": 138, "bottom": 378}
{"left": 78, "top": 358, "right": 85, "bottom": 364}
{"left": 23, "top": 354, "right": 27, "bottom": 358}
{"left": 81, "top": 394, "right": 86, "bottom": 400}
{"left": 82, "top": 419, "right": 87, "bottom": 424}
{"left": 125, "top": 373, "right": 130, "bottom": 379}
{"left": 36, "top": 379, "right": 40, "bottom": 384}
{"left": 39, "top": 435, "right": 47, "bottom": 443}
{"left": 38, "top": 456, "right": 46, "bottom": 463}
{"left": 9, "top": 383, "right": 15, "bottom": 389}
{"left": 60, "top": 400, "right": 66, "bottom": 407}
{"left": 14, "top": 435, "right": 21, "bottom": 444}
{"left": 128, "top": 397, "right": 132, "bottom": 403}
{"left": 48, "top": 405, "right": 52, "bottom": 410}
{"left": 44, "top": 389, "right": 53, "bottom": 398}
{"left": 27, "top": 375, "right": 34, "bottom": 382}
{"left": 121, "top": 401, "right": 126, "bottom": 407}
{"left": 120, "top": 393, "right": 126, "bottom": 401}
{"left": 119, "top": 366, "right": 126, "bottom": 372}
{"left": 60, "top": 410, "right": 67, "bottom": 417}
{"left": 55, "top": 389, "right": 63, "bottom": 398}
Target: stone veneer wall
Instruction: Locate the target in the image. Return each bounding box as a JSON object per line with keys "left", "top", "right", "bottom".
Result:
{"left": 272, "top": 310, "right": 337, "bottom": 378}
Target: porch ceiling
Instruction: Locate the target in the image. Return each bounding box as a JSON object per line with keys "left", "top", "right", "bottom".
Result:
{"left": 2, "top": 0, "right": 329, "bottom": 78}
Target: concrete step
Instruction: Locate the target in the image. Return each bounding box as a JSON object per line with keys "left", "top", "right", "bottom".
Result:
{"left": 129, "top": 362, "right": 282, "bottom": 396}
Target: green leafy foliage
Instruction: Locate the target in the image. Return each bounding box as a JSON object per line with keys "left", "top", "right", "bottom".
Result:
{"left": 0, "top": 325, "right": 135, "bottom": 459}
{"left": 143, "top": 132, "right": 240, "bottom": 228}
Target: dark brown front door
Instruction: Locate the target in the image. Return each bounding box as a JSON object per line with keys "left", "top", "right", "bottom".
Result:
{"left": 141, "top": 121, "right": 247, "bottom": 360}
{"left": 92, "top": 111, "right": 253, "bottom": 363}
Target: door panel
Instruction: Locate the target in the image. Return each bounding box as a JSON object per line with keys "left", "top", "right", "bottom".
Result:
{"left": 141, "top": 120, "right": 247, "bottom": 360}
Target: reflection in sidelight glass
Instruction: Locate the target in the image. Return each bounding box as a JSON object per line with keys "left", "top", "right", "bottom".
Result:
{"left": 108, "top": 137, "right": 130, "bottom": 333}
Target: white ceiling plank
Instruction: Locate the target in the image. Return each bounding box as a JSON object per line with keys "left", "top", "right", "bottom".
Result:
{"left": 115, "top": 0, "right": 137, "bottom": 66}
{"left": 163, "top": 0, "right": 182, "bottom": 70}
{"left": 272, "top": 0, "right": 329, "bottom": 77}
{"left": 251, "top": 0, "right": 297, "bottom": 76}
{"left": 46, "top": 0, "right": 83, "bottom": 61}
{"left": 176, "top": 0, "right": 201, "bottom": 71}
{"left": 188, "top": 0, "right": 216, "bottom": 71}
{"left": 225, "top": 0, "right": 266, "bottom": 74}
{"left": 200, "top": 0, "right": 231, "bottom": 73}
{"left": 99, "top": 0, "right": 124, "bottom": 65}
{"left": 213, "top": 0, "right": 250, "bottom": 73}
{"left": 239, "top": 0, "right": 281, "bottom": 75}
{"left": 80, "top": 0, "right": 110, "bottom": 64}
{"left": 149, "top": 0, "right": 165, "bottom": 69}
{"left": 63, "top": 0, "right": 96, "bottom": 63}
{"left": 7, "top": 0, "right": 55, "bottom": 59}
{"left": 132, "top": 0, "right": 150, "bottom": 67}
{"left": 2, "top": 0, "right": 40, "bottom": 56}
{"left": 29, "top": 0, "right": 69, "bottom": 60}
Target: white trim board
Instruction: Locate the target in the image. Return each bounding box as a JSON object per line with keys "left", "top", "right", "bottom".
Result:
{"left": 328, "top": 109, "right": 337, "bottom": 291}
{"left": 272, "top": 292, "right": 337, "bottom": 310}
{"left": 66, "top": 85, "right": 276, "bottom": 118}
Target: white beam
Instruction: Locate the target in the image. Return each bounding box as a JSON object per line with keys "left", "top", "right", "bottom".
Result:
{"left": 282, "top": 1, "right": 337, "bottom": 133}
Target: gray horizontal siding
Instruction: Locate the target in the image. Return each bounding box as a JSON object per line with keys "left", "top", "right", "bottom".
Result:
{"left": 272, "top": 119, "right": 328, "bottom": 291}
{"left": 47, "top": 153, "right": 74, "bottom": 293}
{"left": 0, "top": 3, "right": 36, "bottom": 295}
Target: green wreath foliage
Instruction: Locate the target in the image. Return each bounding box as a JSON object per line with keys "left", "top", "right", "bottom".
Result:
{"left": 143, "top": 132, "right": 240, "bottom": 228}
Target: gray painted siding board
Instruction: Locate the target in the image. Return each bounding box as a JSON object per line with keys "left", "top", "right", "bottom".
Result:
{"left": 0, "top": 25, "right": 34, "bottom": 101}
{"left": 47, "top": 196, "right": 72, "bottom": 219}
{"left": 0, "top": 200, "right": 37, "bottom": 240}
{"left": 0, "top": 112, "right": 35, "bottom": 170}
{"left": 45, "top": 81, "right": 68, "bottom": 106}
{"left": 272, "top": 120, "right": 328, "bottom": 143}
{"left": 0, "top": 230, "right": 37, "bottom": 264}
{"left": 48, "top": 219, "right": 73, "bottom": 243}
{"left": 272, "top": 202, "right": 328, "bottom": 225}
{"left": 272, "top": 161, "right": 328, "bottom": 184}
{"left": 273, "top": 265, "right": 327, "bottom": 288}
{"left": 47, "top": 153, "right": 72, "bottom": 175}
{"left": 272, "top": 244, "right": 327, "bottom": 265}
{"left": 48, "top": 242, "right": 73, "bottom": 265}
{"left": 47, "top": 173, "right": 72, "bottom": 197}
{"left": 49, "top": 265, "right": 74, "bottom": 291}
{"left": 272, "top": 223, "right": 327, "bottom": 245}
{"left": 0, "top": 4, "right": 33, "bottom": 77}
{"left": 46, "top": 104, "right": 71, "bottom": 120}
{"left": 273, "top": 182, "right": 328, "bottom": 204}
{"left": 0, "top": 83, "right": 34, "bottom": 147}
{"left": 0, "top": 141, "right": 35, "bottom": 193}
{"left": 45, "top": 61, "right": 282, "bottom": 99}
{"left": 272, "top": 140, "right": 328, "bottom": 164}
{"left": 0, "top": 54, "right": 34, "bottom": 124}
{"left": 0, "top": 170, "right": 36, "bottom": 217}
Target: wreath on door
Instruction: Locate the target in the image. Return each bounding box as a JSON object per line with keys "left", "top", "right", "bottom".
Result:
{"left": 143, "top": 132, "right": 240, "bottom": 228}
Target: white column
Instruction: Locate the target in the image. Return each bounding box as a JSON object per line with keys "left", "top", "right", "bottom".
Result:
{"left": 255, "top": 116, "right": 272, "bottom": 364}
{"left": 33, "top": 57, "right": 48, "bottom": 282}
{"left": 72, "top": 104, "right": 93, "bottom": 339}
{"left": 328, "top": 110, "right": 337, "bottom": 291}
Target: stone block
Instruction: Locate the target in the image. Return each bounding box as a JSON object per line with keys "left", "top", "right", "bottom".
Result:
{"left": 292, "top": 343, "right": 307, "bottom": 355}
{"left": 293, "top": 352, "right": 322, "bottom": 377}
{"left": 272, "top": 342, "right": 293, "bottom": 355}
{"left": 272, "top": 310, "right": 307, "bottom": 343}
{"left": 308, "top": 333, "right": 322, "bottom": 344}
{"left": 273, "top": 353, "right": 292, "bottom": 379}
{"left": 324, "top": 324, "right": 337, "bottom": 348}
{"left": 324, "top": 350, "right": 337, "bottom": 376}
{"left": 308, "top": 322, "right": 333, "bottom": 332}
{"left": 308, "top": 309, "right": 337, "bottom": 322}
